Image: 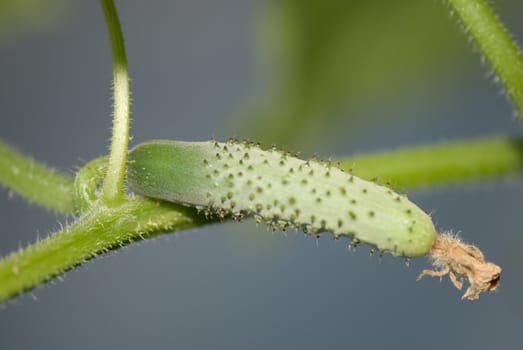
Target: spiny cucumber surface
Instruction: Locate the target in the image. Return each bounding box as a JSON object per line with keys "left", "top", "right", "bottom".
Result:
{"left": 127, "top": 140, "right": 437, "bottom": 257}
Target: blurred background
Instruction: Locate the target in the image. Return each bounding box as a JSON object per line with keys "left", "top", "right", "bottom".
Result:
{"left": 1, "top": 0, "right": 523, "bottom": 348}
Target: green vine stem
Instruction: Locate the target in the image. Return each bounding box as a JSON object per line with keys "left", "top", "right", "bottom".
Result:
{"left": 0, "top": 198, "right": 205, "bottom": 302}
{"left": 99, "top": 0, "right": 131, "bottom": 204}
{"left": 0, "top": 140, "right": 75, "bottom": 213}
{"left": 447, "top": 0, "right": 523, "bottom": 116}
{"left": 340, "top": 136, "right": 523, "bottom": 189}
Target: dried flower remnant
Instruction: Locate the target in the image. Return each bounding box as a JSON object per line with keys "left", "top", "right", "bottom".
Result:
{"left": 417, "top": 233, "right": 501, "bottom": 300}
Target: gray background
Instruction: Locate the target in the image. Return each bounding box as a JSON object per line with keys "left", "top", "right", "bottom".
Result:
{"left": 1, "top": 0, "right": 523, "bottom": 349}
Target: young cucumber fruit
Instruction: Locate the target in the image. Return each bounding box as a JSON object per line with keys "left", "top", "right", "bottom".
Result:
{"left": 127, "top": 140, "right": 437, "bottom": 257}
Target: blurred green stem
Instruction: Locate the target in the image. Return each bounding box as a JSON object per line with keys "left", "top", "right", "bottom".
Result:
{"left": 447, "top": 0, "right": 523, "bottom": 116}
{"left": 0, "top": 140, "right": 74, "bottom": 213}
{"left": 340, "top": 136, "right": 523, "bottom": 189}
{"left": 99, "top": 0, "right": 130, "bottom": 204}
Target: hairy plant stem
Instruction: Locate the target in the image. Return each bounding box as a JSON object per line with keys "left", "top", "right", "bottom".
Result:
{"left": 0, "top": 140, "right": 74, "bottom": 213}
{"left": 0, "top": 198, "right": 205, "bottom": 302}
{"left": 99, "top": 0, "right": 131, "bottom": 204}
{"left": 447, "top": 0, "right": 523, "bottom": 116}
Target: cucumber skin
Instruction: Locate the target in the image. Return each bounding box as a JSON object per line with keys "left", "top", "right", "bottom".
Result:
{"left": 128, "top": 140, "right": 437, "bottom": 257}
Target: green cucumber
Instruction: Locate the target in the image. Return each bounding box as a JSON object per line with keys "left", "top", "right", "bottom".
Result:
{"left": 127, "top": 140, "right": 437, "bottom": 257}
